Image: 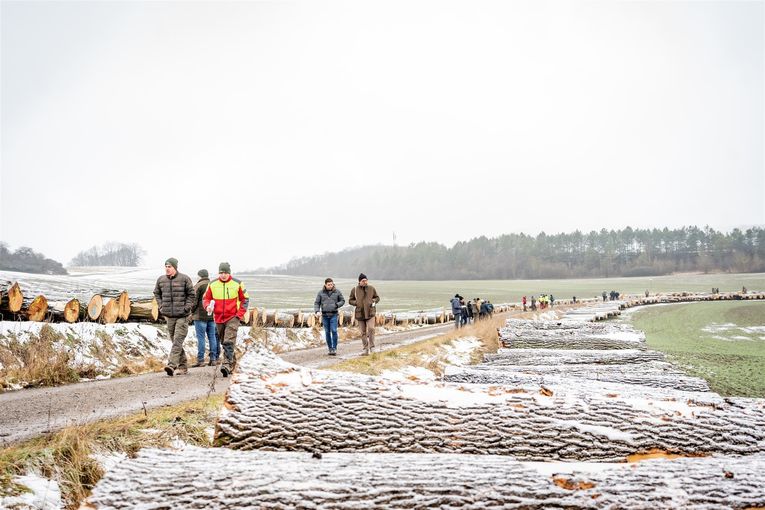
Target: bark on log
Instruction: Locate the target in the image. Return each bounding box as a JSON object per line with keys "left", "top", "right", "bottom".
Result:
{"left": 128, "top": 298, "right": 159, "bottom": 322}
{"left": 215, "top": 350, "right": 765, "bottom": 461}
{"left": 87, "top": 295, "right": 103, "bottom": 321}
{"left": 484, "top": 348, "right": 666, "bottom": 366}
{"left": 85, "top": 446, "right": 765, "bottom": 510}
{"left": 242, "top": 308, "right": 252, "bottom": 326}
{"left": 443, "top": 365, "right": 712, "bottom": 393}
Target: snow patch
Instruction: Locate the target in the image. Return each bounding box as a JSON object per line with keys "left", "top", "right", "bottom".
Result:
{"left": 0, "top": 473, "right": 63, "bottom": 510}
{"left": 380, "top": 366, "right": 437, "bottom": 382}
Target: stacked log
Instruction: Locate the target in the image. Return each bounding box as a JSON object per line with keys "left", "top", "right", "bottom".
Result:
{"left": 1, "top": 282, "right": 24, "bottom": 313}
{"left": 86, "top": 447, "right": 765, "bottom": 510}
{"left": 128, "top": 298, "right": 159, "bottom": 322}
{"left": 48, "top": 298, "right": 84, "bottom": 323}
{"left": 100, "top": 297, "right": 120, "bottom": 324}
{"left": 87, "top": 294, "right": 103, "bottom": 321}
{"left": 274, "top": 312, "right": 294, "bottom": 328}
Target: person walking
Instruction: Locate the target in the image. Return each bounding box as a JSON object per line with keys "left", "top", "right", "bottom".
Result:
{"left": 154, "top": 258, "right": 196, "bottom": 377}
{"left": 450, "top": 294, "right": 462, "bottom": 329}
{"left": 470, "top": 299, "right": 480, "bottom": 321}
{"left": 522, "top": 295, "right": 527, "bottom": 312}
{"left": 202, "top": 262, "right": 250, "bottom": 377}
{"left": 314, "top": 278, "right": 345, "bottom": 356}
{"left": 602, "top": 291, "right": 607, "bottom": 302}
{"left": 549, "top": 294, "right": 554, "bottom": 308}
{"left": 349, "top": 273, "right": 380, "bottom": 356}
{"left": 192, "top": 269, "right": 218, "bottom": 367}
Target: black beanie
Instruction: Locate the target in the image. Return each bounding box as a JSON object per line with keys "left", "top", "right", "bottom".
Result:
{"left": 219, "top": 262, "right": 231, "bottom": 274}
{"left": 165, "top": 258, "right": 178, "bottom": 270}
{"left": 198, "top": 269, "right": 209, "bottom": 278}
{"left": 358, "top": 273, "right": 367, "bottom": 282}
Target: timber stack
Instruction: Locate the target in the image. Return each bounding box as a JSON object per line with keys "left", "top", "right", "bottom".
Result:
{"left": 85, "top": 301, "right": 765, "bottom": 507}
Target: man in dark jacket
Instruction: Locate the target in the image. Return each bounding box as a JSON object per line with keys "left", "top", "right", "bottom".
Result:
{"left": 314, "top": 278, "right": 345, "bottom": 356}
{"left": 153, "top": 258, "right": 196, "bottom": 376}
{"left": 349, "top": 273, "right": 380, "bottom": 356}
{"left": 192, "top": 269, "right": 218, "bottom": 367}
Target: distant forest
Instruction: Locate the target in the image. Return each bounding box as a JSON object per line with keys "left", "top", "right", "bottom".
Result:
{"left": 266, "top": 226, "right": 765, "bottom": 280}
{"left": 70, "top": 242, "right": 145, "bottom": 267}
{"left": 0, "top": 243, "right": 67, "bottom": 275}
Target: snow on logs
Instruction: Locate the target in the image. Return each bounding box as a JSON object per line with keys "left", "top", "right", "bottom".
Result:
{"left": 85, "top": 446, "right": 765, "bottom": 509}
{"left": 215, "top": 349, "right": 765, "bottom": 461}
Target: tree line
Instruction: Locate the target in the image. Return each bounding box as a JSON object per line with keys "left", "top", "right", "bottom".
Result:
{"left": 0, "top": 243, "right": 68, "bottom": 275}
{"left": 266, "top": 226, "right": 765, "bottom": 280}
{"left": 70, "top": 242, "right": 145, "bottom": 267}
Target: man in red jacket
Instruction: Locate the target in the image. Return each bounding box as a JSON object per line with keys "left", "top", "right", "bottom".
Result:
{"left": 202, "top": 262, "right": 249, "bottom": 377}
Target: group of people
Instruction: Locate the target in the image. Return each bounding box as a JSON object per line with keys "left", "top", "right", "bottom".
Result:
{"left": 153, "top": 258, "right": 249, "bottom": 378}
{"left": 154, "top": 260, "right": 384, "bottom": 378}
{"left": 450, "top": 295, "right": 494, "bottom": 328}
{"left": 603, "top": 290, "right": 621, "bottom": 301}
{"left": 521, "top": 294, "right": 554, "bottom": 312}
{"left": 312, "top": 273, "right": 380, "bottom": 356}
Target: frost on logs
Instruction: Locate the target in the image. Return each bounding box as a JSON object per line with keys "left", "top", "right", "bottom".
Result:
{"left": 214, "top": 348, "right": 765, "bottom": 461}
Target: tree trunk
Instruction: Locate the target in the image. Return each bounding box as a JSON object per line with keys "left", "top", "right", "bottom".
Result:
{"left": 116, "top": 291, "right": 131, "bottom": 321}
{"left": 274, "top": 312, "right": 294, "bottom": 328}
{"left": 0, "top": 282, "right": 24, "bottom": 313}
{"left": 216, "top": 350, "right": 765, "bottom": 461}
{"left": 85, "top": 447, "right": 765, "bottom": 510}
{"left": 129, "top": 298, "right": 159, "bottom": 322}
{"left": 88, "top": 295, "right": 103, "bottom": 321}
{"left": 100, "top": 297, "right": 120, "bottom": 324}
{"left": 48, "top": 298, "right": 84, "bottom": 323}
{"left": 23, "top": 295, "right": 48, "bottom": 321}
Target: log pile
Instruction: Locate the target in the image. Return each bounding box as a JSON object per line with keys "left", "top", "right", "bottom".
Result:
{"left": 83, "top": 300, "right": 765, "bottom": 508}
{"left": 214, "top": 348, "right": 765, "bottom": 461}
{"left": 86, "top": 446, "right": 765, "bottom": 509}
{"left": 1, "top": 279, "right": 159, "bottom": 324}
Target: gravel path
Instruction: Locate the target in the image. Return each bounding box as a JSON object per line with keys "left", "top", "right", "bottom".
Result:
{"left": 0, "top": 320, "right": 471, "bottom": 446}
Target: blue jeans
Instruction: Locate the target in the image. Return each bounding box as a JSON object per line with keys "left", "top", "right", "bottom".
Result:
{"left": 194, "top": 320, "right": 218, "bottom": 362}
{"left": 322, "top": 314, "right": 339, "bottom": 350}
{"left": 453, "top": 312, "right": 462, "bottom": 329}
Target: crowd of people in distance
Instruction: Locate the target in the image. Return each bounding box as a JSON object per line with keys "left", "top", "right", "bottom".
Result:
{"left": 450, "top": 295, "right": 494, "bottom": 328}
{"left": 520, "top": 294, "right": 554, "bottom": 312}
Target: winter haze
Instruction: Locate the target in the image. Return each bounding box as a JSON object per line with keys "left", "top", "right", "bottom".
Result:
{"left": 1, "top": 0, "right": 763, "bottom": 273}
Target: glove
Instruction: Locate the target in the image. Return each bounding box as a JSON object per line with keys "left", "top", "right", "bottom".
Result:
{"left": 206, "top": 299, "right": 215, "bottom": 314}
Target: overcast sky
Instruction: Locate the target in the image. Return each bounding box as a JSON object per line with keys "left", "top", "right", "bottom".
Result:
{"left": 1, "top": 0, "right": 763, "bottom": 273}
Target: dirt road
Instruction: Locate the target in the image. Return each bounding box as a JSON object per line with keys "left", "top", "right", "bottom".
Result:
{"left": 0, "top": 321, "right": 462, "bottom": 445}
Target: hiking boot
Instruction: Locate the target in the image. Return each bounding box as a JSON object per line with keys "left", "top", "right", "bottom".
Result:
{"left": 208, "top": 359, "right": 216, "bottom": 367}
{"left": 176, "top": 367, "right": 189, "bottom": 375}
{"left": 192, "top": 361, "right": 205, "bottom": 368}
{"left": 221, "top": 365, "right": 231, "bottom": 378}
{"left": 361, "top": 349, "right": 369, "bottom": 357}
{"left": 164, "top": 366, "right": 175, "bottom": 376}
{"left": 330, "top": 349, "right": 337, "bottom": 356}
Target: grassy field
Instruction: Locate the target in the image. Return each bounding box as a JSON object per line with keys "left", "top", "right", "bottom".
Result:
{"left": 630, "top": 301, "right": 765, "bottom": 397}
{"left": 5, "top": 267, "right": 763, "bottom": 311}
{"left": 239, "top": 272, "right": 765, "bottom": 311}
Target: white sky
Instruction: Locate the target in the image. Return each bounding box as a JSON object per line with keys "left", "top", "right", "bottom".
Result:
{"left": 1, "top": 0, "right": 763, "bottom": 273}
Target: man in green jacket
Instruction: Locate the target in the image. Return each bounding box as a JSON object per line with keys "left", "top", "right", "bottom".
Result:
{"left": 349, "top": 273, "right": 380, "bottom": 356}
{"left": 153, "top": 257, "right": 196, "bottom": 376}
